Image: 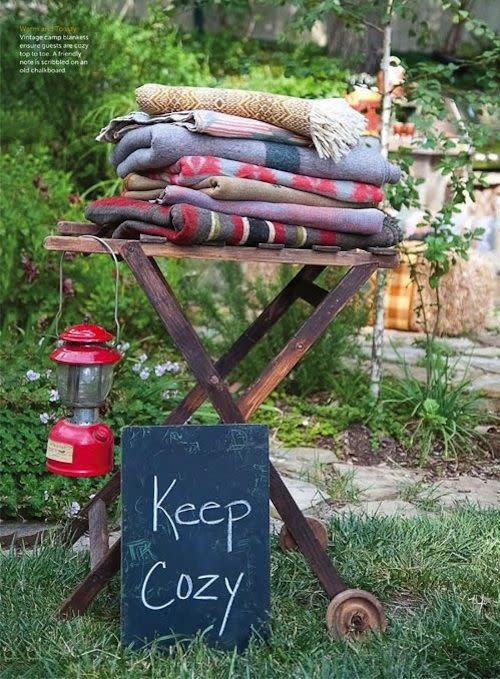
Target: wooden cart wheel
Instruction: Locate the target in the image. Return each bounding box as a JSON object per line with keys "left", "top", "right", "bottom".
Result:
{"left": 326, "top": 589, "right": 387, "bottom": 639}
{"left": 279, "top": 517, "right": 328, "bottom": 552}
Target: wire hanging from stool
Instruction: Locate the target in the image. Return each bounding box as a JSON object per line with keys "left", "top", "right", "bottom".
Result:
{"left": 54, "top": 236, "right": 121, "bottom": 344}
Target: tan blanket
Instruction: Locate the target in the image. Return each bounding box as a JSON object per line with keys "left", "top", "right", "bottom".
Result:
{"left": 192, "top": 176, "right": 373, "bottom": 208}
{"left": 123, "top": 174, "right": 378, "bottom": 208}
{"left": 135, "top": 84, "right": 366, "bottom": 162}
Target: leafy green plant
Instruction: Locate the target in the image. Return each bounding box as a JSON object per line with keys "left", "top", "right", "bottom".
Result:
{"left": 383, "top": 346, "right": 488, "bottom": 461}
{"left": 0, "top": 1, "right": 212, "bottom": 188}
{"left": 0, "top": 144, "right": 196, "bottom": 340}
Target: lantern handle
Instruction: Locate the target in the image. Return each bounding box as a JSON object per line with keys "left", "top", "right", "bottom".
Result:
{"left": 55, "top": 237, "right": 121, "bottom": 344}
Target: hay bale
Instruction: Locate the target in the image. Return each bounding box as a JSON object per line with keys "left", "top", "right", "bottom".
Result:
{"left": 410, "top": 250, "right": 496, "bottom": 336}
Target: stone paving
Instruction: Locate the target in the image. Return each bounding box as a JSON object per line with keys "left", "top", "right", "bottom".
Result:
{"left": 2, "top": 444, "right": 499, "bottom": 549}
{"left": 271, "top": 446, "right": 500, "bottom": 529}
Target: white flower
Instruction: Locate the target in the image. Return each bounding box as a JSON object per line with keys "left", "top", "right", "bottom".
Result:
{"left": 39, "top": 412, "right": 50, "bottom": 424}
{"left": 117, "top": 341, "right": 130, "bottom": 352}
{"left": 45, "top": 369, "right": 53, "bottom": 377}
{"left": 162, "top": 389, "right": 179, "bottom": 400}
{"left": 138, "top": 353, "right": 148, "bottom": 364}
{"left": 43, "top": 490, "right": 49, "bottom": 501}
{"left": 168, "top": 361, "right": 180, "bottom": 373}
{"left": 66, "top": 501, "right": 81, "bottom": 517}
{"left": 38, "top": 336, "right": 45, "bottom": 347}
{"left": 49, "top": 389, "right": 59, "bottom": 402}
{"left": 89, "top": 493, "right": 96, "bottom": 500}
{"left": 132, "top": 363, "right": 142, "bottom": 373}
{"left": 139, "top": 368, "right": 150, "bottom": 380}
{"left": 26, "top": 370, "right": 41, "bottom": 381}
{"left": 155, "top": 363, "right": 167, "bottom": 377}
{"left": 302, "top": 418, "right": 310, "bottom": 426}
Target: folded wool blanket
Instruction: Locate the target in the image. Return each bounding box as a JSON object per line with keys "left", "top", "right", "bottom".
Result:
{"left": 188, "top": 176, "right": 376, "bottom": 208}
{"left": 123, "top": 177, "right": 372, "bottom": 208}
{"left": 135, "top": 84, "right": 366, "bottom": 161}
{"left": 157, "top": 185, "right": 385, "bottom": 234}
{"left": 124, "top": 173, "right": 167, "bottom": 191}
{"left": 123, "top": 189, "right": 164, "bottom": 200}
{"left": 125, "top": 160, "right": 384, "bottom": 203}
{"left": 97, "top": 109, "right": 310, "bottom": 146}
{"left": 112, "top": 126, "right": 400, "bottom": 186}
{"left": 85, "top": 198, "right": 403, "bottom": 249}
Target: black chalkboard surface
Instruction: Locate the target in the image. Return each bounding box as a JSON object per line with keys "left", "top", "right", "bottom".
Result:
{"left": 121, "top": 424, "right": 270, "bottom": 651}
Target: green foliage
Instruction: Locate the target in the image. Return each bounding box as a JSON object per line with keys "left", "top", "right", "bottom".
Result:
{"left": 0, "top": 147, "right": 81, "bottom": 330}
{"left": 0, "top": 337, "right": 187, "bottom": 521}
{"left": 0, "top": 1, "right": 212, "bottom": 187}
{"left": 383, "top": 345, "right": 489, "bottom": 461}
{"left": 0, "top": 145, "right": 193, "bottom": 340}
{"left": 253, "top": 369, "right": 407, "bottom": 447}
{"left": 398, "top": 479, "right": 446, "bottom": 511}
{"left": 185, "top": 263, "right": 369, "bottom": 395}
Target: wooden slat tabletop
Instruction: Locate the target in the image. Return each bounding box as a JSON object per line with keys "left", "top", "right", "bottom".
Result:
{"left": 44, "top": 222, "right": 400, "bottom": 269}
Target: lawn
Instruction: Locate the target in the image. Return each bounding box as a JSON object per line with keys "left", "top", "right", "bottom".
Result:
{"left": 1, "top": 508, "right": 499, "bottom": 678}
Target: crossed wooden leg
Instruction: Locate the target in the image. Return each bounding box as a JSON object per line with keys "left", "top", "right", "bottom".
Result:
{"left": 60, "top": 244, "right": 378, "bottom": 618}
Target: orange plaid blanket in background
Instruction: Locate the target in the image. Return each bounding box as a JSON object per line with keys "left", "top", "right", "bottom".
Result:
{"left": 368, "top": 242, "right": 422, "bottom": 331}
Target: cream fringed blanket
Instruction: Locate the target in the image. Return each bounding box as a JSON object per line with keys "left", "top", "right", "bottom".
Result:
{"left": 135, "top": 84, "right": 366, "bottom": 162}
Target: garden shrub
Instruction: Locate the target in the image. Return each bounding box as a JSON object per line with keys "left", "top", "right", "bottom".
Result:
{"left": 0, "top": 2, "right": 212, "bottom": 188}
{"left": 0, "top": 145, "right": 194, "bottom": 339}
{"left": 0, "top": 147, "right": 82, "bottom": 332}
{"left": 187, "top": 262, "right": 369, "bottom": 395}
{"left": 0, "top": 3, "right": 351, "bottom": 192}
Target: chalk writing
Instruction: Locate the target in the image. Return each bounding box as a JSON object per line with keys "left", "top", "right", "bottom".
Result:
{"left": 140, "top": 562, "right": 244, "bottom": 636}
{"left": 152, "top": 475, "right": 252, "bottom": 552}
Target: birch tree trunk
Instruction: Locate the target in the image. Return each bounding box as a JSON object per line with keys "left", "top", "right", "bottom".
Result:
{"left": 369, "top": 0, "right": 394, "bottom": 399}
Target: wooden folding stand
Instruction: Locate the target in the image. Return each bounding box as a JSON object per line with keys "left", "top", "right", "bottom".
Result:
{"left": 44, "top": 223, "right": 399, "bottom": 638}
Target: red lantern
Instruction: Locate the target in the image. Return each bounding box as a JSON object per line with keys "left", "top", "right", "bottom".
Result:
{"left": 46, "top": 324, "right": 121, "bottom": 477}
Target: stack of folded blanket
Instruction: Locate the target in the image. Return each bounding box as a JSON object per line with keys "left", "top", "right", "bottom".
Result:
{"left": 85, "top": 85, "right": 403, "bottom": 250}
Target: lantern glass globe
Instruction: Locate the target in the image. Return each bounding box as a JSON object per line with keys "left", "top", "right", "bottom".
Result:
{"left": 56, "top": 363, "right": 115, "bottom": 407}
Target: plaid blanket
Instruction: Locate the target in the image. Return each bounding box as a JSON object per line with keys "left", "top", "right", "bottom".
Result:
{"left": 97, "top": 109, "right": 310, "bottom": 146}
{"left": 111, "top": 126, "right": 401, "bottom": 185}
{"left": 157, "top": 185, "right": 386, "bottom": 234}
{"left": 84, "top": 197, "right": 403, "bottom": 249}
{"left": 125, "top": 158, "right": 384, "bottom": 203}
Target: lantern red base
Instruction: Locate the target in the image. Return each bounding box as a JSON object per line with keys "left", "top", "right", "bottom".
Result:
{"left": 46, "top": 419, "right": 114, "bottom": 477}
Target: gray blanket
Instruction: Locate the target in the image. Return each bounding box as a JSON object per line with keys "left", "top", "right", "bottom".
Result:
{"left": 111, "top": 126, "right": 400, "bottom": 186}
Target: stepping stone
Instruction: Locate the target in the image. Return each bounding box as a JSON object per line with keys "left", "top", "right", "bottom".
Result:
{"left": 433, "top": 477, "right": 500, "bottom": 509}
{"left": 270, "top": 476, "right": 326, "bottom": 519}
{"left": 331, "top": 462, "right": 423, "bottom": 502}
{"left": 271, "top": 446, "right": 338, "bottom": 477}
{"left": 0, "top": 522, "right": 53, "bottom": 549}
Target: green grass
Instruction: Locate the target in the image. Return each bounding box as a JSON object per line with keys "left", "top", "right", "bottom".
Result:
{"left": 398, "top": 480, "right": 448, "bottom": 512}
{"left": 1, "top": 509, "right": 499, "bottom": 678}
{"left": 306, "top": 465, "right": 363, "bottom": 505}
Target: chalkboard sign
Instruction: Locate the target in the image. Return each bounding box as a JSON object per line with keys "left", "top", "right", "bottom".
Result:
{"left": 121, "top": 424, "right": 270, "bottom": 651}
